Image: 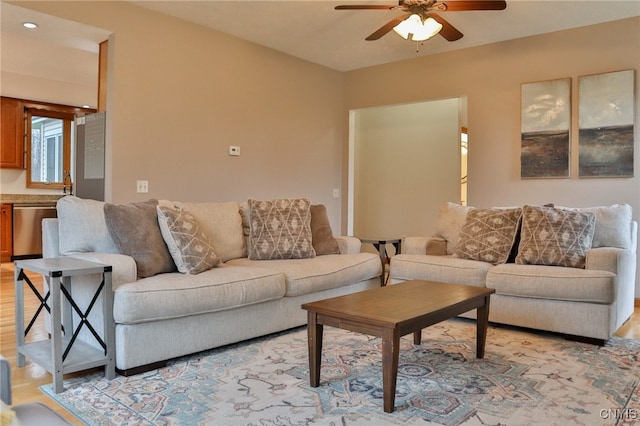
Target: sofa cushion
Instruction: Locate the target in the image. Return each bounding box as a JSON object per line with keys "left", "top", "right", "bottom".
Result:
{"left": 560, "top": 204, "right": 632, "bottom": 249}
{"left": 56, "top": 196, "right": 120, "bottom": 255}
{"left": 176, "top": 201, "right": 246, "bottom": 262}
{"left": 515, "top": 205, "right": 595, "bottom": 268}
{"left": 454, "top": 207, "right": 522, "bottom": 265}
{"left": 434, "top": 202, "right": 472, "bottom": 255}
{"left": 157, "top": 206, "right": 222, "bottom": 274}
{"left": 226, "top": 252, "right": 381, "bottom": 297}
{"left": 487, "top": 263, "right": 615, "bottom": 304}
{"left": 113, "top": 265, "right": 285, "bottom": 324}
{"left": 390, "top": 254, "right": 492, "bottom": 288}
{"left": 104, "top": 200, "right": 176, "bottom": 278}
{"left": 248, "top": 198, "right": 315, "bottom": 260}
{"left": 310, "top": 204, "right": 340, "bottom": 255}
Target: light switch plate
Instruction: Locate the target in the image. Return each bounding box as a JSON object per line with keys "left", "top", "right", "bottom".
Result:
{"left": 136, "top": 180, "right": 149, "bottom": 193}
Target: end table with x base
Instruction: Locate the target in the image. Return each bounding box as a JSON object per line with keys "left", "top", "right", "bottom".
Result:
{"left": 14, "top": 257, "right": 115, "bottom": 393}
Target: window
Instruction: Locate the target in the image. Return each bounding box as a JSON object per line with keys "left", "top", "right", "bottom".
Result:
{"left": 26, "top": 108, "right": 74, "bottom": 189}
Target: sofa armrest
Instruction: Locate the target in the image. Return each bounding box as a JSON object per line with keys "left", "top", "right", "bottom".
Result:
{"left": 42, "top": 217, "right": 137, "bottom": 287}
{"left": 335, "top": 236, "right": 361, "bottom": 254}
{"left": 586, "top": 245, "right": 637, "bottom": 331}
{"left": 585, "top": 247, "right": 629, "bottom": 274}
{"left": 403, "top": 236, "right": 448, "bottom": 256}
{"left": 64, "top": 253, "right": 138, "bottom": 288}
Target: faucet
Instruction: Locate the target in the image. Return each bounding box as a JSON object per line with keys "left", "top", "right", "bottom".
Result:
{"left": 63, "top": 171, "right": 73, "bottom": 196}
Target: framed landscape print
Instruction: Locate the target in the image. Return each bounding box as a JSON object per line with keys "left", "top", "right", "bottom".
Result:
{"left": 578, "top": 69, "right": 635, "bottom": 177}
{"left": 520, "top": 78, "right": 571, "bottom": 178}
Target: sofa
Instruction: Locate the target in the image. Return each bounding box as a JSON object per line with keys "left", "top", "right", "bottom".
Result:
{"left": 390, "top": 202, "right": 637, "bottom": 344}
{"left": 42, "top": 196, "right": 381, "bottom": 374}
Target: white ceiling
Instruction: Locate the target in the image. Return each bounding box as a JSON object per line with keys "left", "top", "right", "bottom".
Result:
{"left": 1, "top": 0, "right": 638, "bottom": 92}
{"left": 1, "top": 2, "right": 110, "bottom": 102}
{"left": 129, "top": 0, "right": 640, "bottom": 71}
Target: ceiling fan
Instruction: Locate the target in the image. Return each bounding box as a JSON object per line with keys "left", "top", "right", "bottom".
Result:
{"left": 335, "top": 0, "right": 507, "bottom": 42}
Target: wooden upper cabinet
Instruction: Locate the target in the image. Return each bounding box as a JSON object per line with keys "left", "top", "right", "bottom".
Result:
{"left": 1, "top": 97, "right": 25, "bottom": 169}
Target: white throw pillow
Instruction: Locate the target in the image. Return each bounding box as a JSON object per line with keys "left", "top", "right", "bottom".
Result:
{"left": 581, "top": 204, "right": 632, "bottom": 249}
{"left": 434, "top": 202, "right": 472, "bottom": 255}
{"left": 56, "top": 196, "right": 119, "bottom": 255}
{"left": 175, "top": 201, "right": 246, "bottom": 261}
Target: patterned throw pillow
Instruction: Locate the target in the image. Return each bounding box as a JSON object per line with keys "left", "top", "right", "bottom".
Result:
{"left": 157, "top": 206, "right": 222, "bottom": 274}
{"left": 515, "top": 205, "right": 595, "bottom": 268}
{"left": 455, "top": 208, "right": 522, "bottom": 265}
{"left": 248, "top": 198, "right": 315, "bottom": 260}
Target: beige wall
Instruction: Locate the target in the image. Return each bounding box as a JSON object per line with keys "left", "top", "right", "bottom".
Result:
{"left": 344, "top": 17, "right": 640, "bottom": 294}
{"left": 9, "top": 1, "right": 345, "bottom": 229}
{"left": 344, "top": 17, "right": 639, "bottom": 210}
{"left": 353, "top": 98, "right": 461, "bottom": 239}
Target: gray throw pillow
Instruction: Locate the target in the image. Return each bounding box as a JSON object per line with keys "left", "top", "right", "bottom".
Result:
{"left": 310, "top": 204, "right": 340, "bottom": 256}
{"left": 103, "top": 200, "right": 176, "bottom": 278}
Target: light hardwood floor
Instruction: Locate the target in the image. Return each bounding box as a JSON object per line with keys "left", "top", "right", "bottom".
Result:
{"left": 1, "top": 261, "right": 639, "bottom": 424}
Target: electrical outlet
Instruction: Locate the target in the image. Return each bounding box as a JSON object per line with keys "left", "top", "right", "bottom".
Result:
{"left": 136, "top": 180, "right": 149, "bottom": 193}
{"left": 333, "top": 188, "right": 340, "bottom": 198}
{"left": 229, "top": 146, "right": 241, "bottom": 156}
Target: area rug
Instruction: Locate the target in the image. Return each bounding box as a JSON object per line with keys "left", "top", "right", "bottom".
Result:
{"left": 42, "top": 318, "right": 640, "bottom": 426}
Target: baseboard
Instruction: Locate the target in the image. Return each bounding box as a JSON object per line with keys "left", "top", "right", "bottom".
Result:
{"left": 636, "top": 298, "right": 640, "bottom": 308}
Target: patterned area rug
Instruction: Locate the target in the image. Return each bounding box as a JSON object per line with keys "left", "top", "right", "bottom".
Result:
{"left": 42, "top": 318, "right": 640, "bottom": 425}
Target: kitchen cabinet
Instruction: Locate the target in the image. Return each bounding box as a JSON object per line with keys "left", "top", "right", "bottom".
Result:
{"left": 1, "top": 97, "right": 24, "bottom": 169}
{"left": 1, "top": 204, "right": 12, "bottom": 262}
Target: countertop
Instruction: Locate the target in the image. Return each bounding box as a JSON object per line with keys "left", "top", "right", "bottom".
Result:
{"left": 0, "top": 194, "right": 65, "bottom": 205}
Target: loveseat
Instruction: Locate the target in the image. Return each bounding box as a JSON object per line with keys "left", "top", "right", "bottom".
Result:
{"left": 42, "top": 196, "right": 381, "bottom": 374}
{"left": 390, "top": 202, "right": 637, "bottom": 344}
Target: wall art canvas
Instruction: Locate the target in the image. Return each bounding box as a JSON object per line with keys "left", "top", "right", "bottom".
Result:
{"left": 521, "top": 78, "right": 571, "bottom": 178}
{"left": 578, "top": 69, "right": 635, "bottom": 177}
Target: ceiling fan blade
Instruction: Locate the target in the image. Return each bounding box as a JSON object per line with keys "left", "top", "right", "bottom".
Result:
{"left": 429, "top": 13, "right": 464, "bottom": 41}
{"left": 335, "top": 5, "right": 396, "bottom": 10}
{"left": 434, "top": 1, "right": 506, "bottom": 12}
{"left": 366, "top": 14, "right": 411, "bottom": 40}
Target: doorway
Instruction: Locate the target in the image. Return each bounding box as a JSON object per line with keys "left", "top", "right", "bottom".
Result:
{"left": 348, "top": 97, "right": 465, "bottom": 241}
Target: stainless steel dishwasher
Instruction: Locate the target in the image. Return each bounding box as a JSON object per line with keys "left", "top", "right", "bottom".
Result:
{"left": 12, "top": 203, "right": 57, "bottom": 259}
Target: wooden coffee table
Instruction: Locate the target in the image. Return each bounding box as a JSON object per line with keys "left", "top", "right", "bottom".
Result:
{"left": 301, "top": 280, "right": 495, "bottom": 413}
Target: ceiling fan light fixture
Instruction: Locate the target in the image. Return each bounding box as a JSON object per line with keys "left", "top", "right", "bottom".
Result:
{"left": 393, "top": 14, "right": 442, "bottom": 42}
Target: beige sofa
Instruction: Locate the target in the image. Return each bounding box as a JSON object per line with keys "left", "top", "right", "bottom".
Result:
{"left": 390, "top": 202, "right": 637, "bottom": 344}
{"left": 42, "top": 196, "right": 381, "bottom": 374}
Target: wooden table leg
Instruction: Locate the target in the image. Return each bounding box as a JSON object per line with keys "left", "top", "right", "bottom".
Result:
{"left": 381, "top": 328, "right": 400, "bottom": 413}
{"left": 413, "top": 329, "right": 422, "bottom": 345}
{"left": 307, "top": 311, "right": 323, "bottom": 387}
{"left": 476, "top": 295, "right": 491, "bottom": 359}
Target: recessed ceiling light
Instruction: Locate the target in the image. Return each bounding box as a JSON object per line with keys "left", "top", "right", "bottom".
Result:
{"left": 82, "top": 105, "right": 91, "bottom": 109}
{"left": 22, "top": 22, "right": 38, "bottom": 29}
